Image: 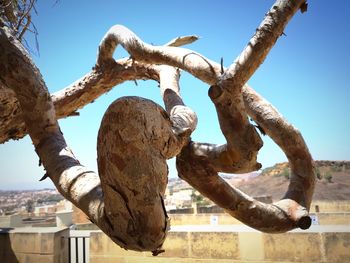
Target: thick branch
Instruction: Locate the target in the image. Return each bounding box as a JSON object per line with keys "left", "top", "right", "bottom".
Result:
{"left": 52, "top": 60, "right": 159, "bottom": 119}
{"left": 176, "top": 0, "right": 314, "bottom": 232}
{"left": 1, "top": 0, "right": 314, "bottom": 235}
{"left": 0, "top": 23, "right": 107, "bottom": 229}
{"left": 177, "top": 144, "right": 310, "bottom": 233}
{"left": 0, "top": 35, "right": 200, "bottom": 143}
{"left": 0, "top": 25, "right": 157, "bottom": 252}
{"left": 219, "top": 0, "right": 306, "bottom": 90}
{"left": 96, "top": 24, "right": 263, "bottom": 173}
{"left": 1, "top": 24, "right": 199, "bottom": 252}
{"left": 176, "top": 87, "right": 315, "bottom": 232}
{"left": 95, "top": 67, "right": 196, "bottom": 252}
{"left": 205, "top": 0, "right": 307, "bottom": 173}
{"left": 243, "top": 85, "right": 315, "bottom": 210}
{"left": 0, "top": 59, "right": 159, "bottom": 143}
{"left": 97, "top": 25, "right": 221, "bottom": 84}
{"left": 158, "top": 66, "right": 197, "bottom": 135}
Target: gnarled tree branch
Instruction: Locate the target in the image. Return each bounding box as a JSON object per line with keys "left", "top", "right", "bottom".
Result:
{"left": 176, "top": 0, "right": 314, "bottom": 232}
{"left": 0, "top": 23, "right": 197, "bottom": 252}
{"left": 243, "top": 85, "right": 315, "bottom": 211}
{"left": 0, "top": 0, "right": 315, "bottom": 252}
{"left": 0, "top": 35, "right": 200, "bottom": 143}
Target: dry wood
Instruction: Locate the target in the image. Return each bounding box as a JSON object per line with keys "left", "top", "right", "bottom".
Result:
{"left": 0, "top": 0, "right": 315, "bottom": 252}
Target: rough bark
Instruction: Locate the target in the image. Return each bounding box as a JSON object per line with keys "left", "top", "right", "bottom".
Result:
{"left": 97, "top": 97, "right": 183, "bottom": 251}
{"left": 0, "top": 38, "right": 199, "bottom": 143}
{"left": 176, "top": 86, "right": 314, "bottom": 232}
{"left": 158, "top": 66, "right": 197, "bottom": 134}
{"left": 0, "top": 0, "right": 315, "bottom": 252}
{"left": 0, "top": 25, "right": 193, "bottom": 253}
{"left": 0, "top": 23, "right": 108, "bottom": 240}
{"left": 177, "top": 0, "right": 314, "bottom": 232}
{"left": 243, "top": 86, "right": 315, "bottom": 211}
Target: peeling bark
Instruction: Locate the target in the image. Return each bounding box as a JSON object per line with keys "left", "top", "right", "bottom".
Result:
{"left": 0, "top": 0, "right": 315, "bottom": 253}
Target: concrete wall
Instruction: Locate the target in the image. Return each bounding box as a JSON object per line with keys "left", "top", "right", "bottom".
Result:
{"left": 56, "top": 211, "right": 73, "bottom": 228}
{"left": 0, "top": 215, "right": 24, "bottom": 228}
{"left": 0, "top": 225, "right": 349, "bottom": 262}
{"left": 89, "top": 226, "right": 350, "bottom": 263}
{"left": 0, "top": 227, "right": 69, "bottom": 263}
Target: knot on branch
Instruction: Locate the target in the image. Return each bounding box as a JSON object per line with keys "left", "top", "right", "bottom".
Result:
{"left": 170, "top": 105, "right": 198, "bottom": 136}
{"left": 97, "top": 96, "right": 189, "bottom": 251}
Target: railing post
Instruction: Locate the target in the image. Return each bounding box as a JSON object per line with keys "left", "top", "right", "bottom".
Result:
{"left": 67, "top": 232, "right": 90, "bottom": 263}
{"left": 75, "top": 237, "right": 79, "bottom": 263}
{"left": 83, "top": 237, "right": 86, "bottom": 263}
{"left": 68, "top": 237, "right": 71, "bottom": 263}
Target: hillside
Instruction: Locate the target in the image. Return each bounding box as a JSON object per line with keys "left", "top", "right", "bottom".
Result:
{"left": 229, "top": 161, "right": 350, "bottom": 201}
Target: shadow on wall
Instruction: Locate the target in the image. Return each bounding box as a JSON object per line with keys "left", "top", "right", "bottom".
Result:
{"left": 0, "top": 228, "right": 19, "bottom": 263}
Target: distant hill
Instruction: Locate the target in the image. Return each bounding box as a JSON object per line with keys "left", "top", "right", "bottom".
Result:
{"left": 229, "top": 161, "right": 350, "bottom": 201}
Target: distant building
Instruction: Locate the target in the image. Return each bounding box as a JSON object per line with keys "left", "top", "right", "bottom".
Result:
{"left": 165, "top": 188, "right": 193, "bottom": 208}
{"left": 34, "top": 204, "right": 57, "bottom": 216}
{"left": 0, "top": 214, "right": 23, "bottom": 227}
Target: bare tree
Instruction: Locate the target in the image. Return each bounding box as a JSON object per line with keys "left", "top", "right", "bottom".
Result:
{"left": 0, "top": 0, "right": 315, "bottom": 254}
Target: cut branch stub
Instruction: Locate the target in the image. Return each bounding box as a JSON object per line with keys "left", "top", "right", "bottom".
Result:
{"left": 208, "top": 84, "right": 263, "bottom": 172}
{"left": 97, "top": 96, "right": 192, "bottom": 251}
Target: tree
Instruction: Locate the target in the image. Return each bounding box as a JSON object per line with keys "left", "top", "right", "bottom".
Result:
{"left": 316, "top": 167, "right": 322, "bottom": 180}
{"left": 281, "top": 168, "right": 290, "bottom": 180}
{"left": 0, "top": 0, "right": 315, "bottom": 254}
{"left": 25, "top": 199, "right": 34, "bottom": 213}
{"left": 324, "top": 171, "right": 333, "bottom": 183}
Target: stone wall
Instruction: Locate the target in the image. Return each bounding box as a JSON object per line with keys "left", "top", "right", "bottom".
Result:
{"left": 310, "top": 201, "right": 350, "bottom": 212}
{"left": 1, "top": 225, "right": 349, "bottom": 262}
{"left": 169, "top": 212, "right": 350, "bottom": 226}
{"left": 89, "top": 226, "right": 350, "bottom": 263}
{"left": 169, "top": 213, "right": 241, "bottom": 225}
{"left": 0, "top": 227, "right": 69, "bottom": 263}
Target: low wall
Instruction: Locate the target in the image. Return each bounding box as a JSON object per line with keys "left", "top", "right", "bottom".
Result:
{"left": 316, "top": 212, "right": 350, "bottom": 225}
{"left": 0, "top": 215, "right": 23, "bottom": 228}
{"left": 89, "top": 225, "right": 350, "bottom": 263}
{"left": 0, "top": 227, "right": 69, "bottom": 263}
{"left": 310, "top": 201, "right": 350, "bottom": 212}
{"left": 169, "top": 212, "right": 350, "bottom": 226}
{"left": 170, "top": 213, "right": 241, "bottom": 225}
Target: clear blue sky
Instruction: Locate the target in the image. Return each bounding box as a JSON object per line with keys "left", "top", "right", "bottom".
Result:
{"left": 1, "top": 0, "right": 349, "bottom": 190}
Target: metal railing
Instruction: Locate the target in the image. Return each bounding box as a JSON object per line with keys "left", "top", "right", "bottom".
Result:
{"left": 67, "top": 231, "right": 90, "bottom": 263}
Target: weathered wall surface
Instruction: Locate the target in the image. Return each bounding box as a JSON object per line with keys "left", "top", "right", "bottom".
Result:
{"left": 169, "top": 212, "right": 350, "bottom": 226}
{"left": 310, "top": 201, "right": 350, "bottom": 213}
{"left": 0, "top": 227, "right": 69, "bottom": 263}
{"left": 0, "top": 215, "right": 24, "bottom": 228}
{"left": 0, "top": 226, "right": 349, "bottom": 262}
{"left": 89, "top": 226, "right": 350, "bottom": 263}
